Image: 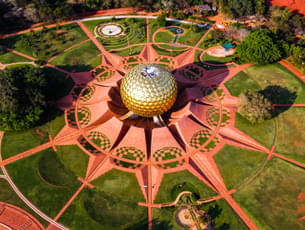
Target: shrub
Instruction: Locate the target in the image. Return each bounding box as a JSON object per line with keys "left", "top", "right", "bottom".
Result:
{"left": 237, "top": 90, "right": 272, "bottom": 124}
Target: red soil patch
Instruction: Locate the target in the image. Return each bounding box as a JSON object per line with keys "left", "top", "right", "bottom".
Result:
{"left": 298, "top": 192, "right": 305, "bottom": 202}
{"left": 271, "top": 0, "right": 305, "bottom": 15}
{"left": 296, "top": 204, "right": 305, "bottom": 214}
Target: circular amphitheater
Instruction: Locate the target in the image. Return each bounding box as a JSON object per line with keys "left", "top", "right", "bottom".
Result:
{"left": 0, "top": 203, "right": 44, "bottom": 230}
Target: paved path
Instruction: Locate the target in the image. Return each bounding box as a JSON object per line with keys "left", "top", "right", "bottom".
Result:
{"left": 279, "top": 60, "right": 305, "bottom": 83}
{"left": 53, "top": 183, "right": 86, "bottom": 221}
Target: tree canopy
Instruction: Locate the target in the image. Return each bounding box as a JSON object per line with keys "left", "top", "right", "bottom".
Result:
{"left": 237, "top": 90, "right": 272, "bottom": 124}
{"left": 0, "top": 66, "right": 47, "bottom": 130}
{"left": 235, "top": 29, "right": 282, "bottom": 65}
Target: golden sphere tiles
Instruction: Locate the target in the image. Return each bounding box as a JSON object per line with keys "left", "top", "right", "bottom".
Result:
{"left": 120, "top": 64, "right": 178, "bottom": 117}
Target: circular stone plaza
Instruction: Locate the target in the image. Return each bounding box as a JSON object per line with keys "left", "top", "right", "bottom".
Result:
{"left": 0, "top": 12, "right": 305, "bottom": 230}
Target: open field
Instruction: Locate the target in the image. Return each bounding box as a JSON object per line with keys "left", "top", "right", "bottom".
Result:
{"left": 233, "top": 158, "right": 305, "bottom": 230}
{"left": 155, "top": 170, "right": 217, "bottom": 203}
{"left": 50, "top": 41, "right": 101, "bottom": 72}
{"left": 275, "top": 107, "right": 305, "bottom": 164}
{"left": 224, "top": 70, "right": 261, "bottom": 96}
{"left": 214, "top": 145, "right": 266, "bottom": 190}
{"left": 58, "top": 169, "right": 147, "bottom": 230}
{"left": 246, "top": 63, "right": 305, "bottom": 104}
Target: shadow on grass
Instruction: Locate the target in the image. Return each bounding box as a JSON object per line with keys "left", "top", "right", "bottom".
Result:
{"left": 124, "top": 219, "right": 173, "bottom": 230}
{"left": 206, "top": 204, "right": 230, "bottom": 230}
{"left": 55, "top": 64, "right": 94, "bottom": 73}
{"left": 259, "top": 85, "right": 297, "bottom": 117}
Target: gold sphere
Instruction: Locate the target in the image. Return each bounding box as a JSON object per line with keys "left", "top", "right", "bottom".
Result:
{"left": 120, "top": 64, "right": 178, "bottom": 117}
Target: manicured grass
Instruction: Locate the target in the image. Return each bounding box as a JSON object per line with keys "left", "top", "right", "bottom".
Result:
{"left": 152, "top": 207, "right": 185, "bottom": 230}
{"left": 177, "top": 27, "right": 208, "bottom": 46}
{"left": 152, "top": 44, "right": 184, "bottom": 57}
{"left": 2, "top": 114, "right": 65, "bottom": 159}
{"left": 154, "top": 31, "right": 175, "bottom": 43}
{"left": 275, "top": 107, "right": 305, "bottom": 164}
{"left": 0, "top": 51, "right": 30, "bottom": 64}
{"left": 233, "top": 158, "right": 305, "bottom": 230}
{"left": 4, "top": 150, "right": 81, "bottom": 218}
{"left": 38, "top": 145, "right": 89, "bottom": 187}
{"left": 201, "top": 53, "right": 234, "bottom": 64}
{"left": 199, "top": 199, "right": 248, "bottom": 229}
{"left": 198, "top": 30, "right": 231, "bottom": 50}
{"left": 38, "top": 149, "right": 81, "bottom": 187}
{"left": 246, "top": 63, "right": 305, "bottom": 104}
{"left": 56, "top": 145, "right": 88, "bottom": 178}
{"left": 110, "top": 45, "right": 144, "bottom": 57}
{"left": 50, "top": 41, "right": 101, "bottom": 72}
{"left": 91, "top": 169, "right": 145, "bottom": 202}
{"left": 83, "top": 18, "right": 146, "bottom": 50}
{"left": 149, "top": 19, "right": 159, "bottom": 42}
{"left": 0, "top": 23, "right": 88, "bottom": 61}
{"left": 58, "top": 169, "right": 147, "bottom": 230}
{"left": 157, "top": 43, "right": 189, "bottom": 51}
{"left": 154, "top": 170, "right": 217, "bottom": 203}
{"left": 0, "top": 178, "right": 49, "bottom": 227}
{"left": 214, "top": 145, "right": 266, "bottom": 190}
{"left": 224, "top": 71, "right": 261, "bottom": 96}
{"left": 235, "top": 113, "right": 275, "bottom": 148}
{"left": 1, "top": 130, "right": 47, "bottom": 159}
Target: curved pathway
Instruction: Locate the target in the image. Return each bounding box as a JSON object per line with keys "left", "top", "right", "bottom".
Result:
{"left": 0, "top": 131, "right": 68, "bottom": 230}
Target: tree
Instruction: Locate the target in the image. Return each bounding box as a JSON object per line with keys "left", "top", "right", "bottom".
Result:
{"left": 221, "top": 0, "right": 255, "bottom": 17}
{"left": 237, "top": 90, "right": 272, "bottom": 124}
{"left": 235, "top": 29, "right": 282, "bottom": 65}
{"left": 0, "top": 66, "right": 47, "bottom": 130}
{"left": 255, "top": 0, "right": 266, "bottom": 15}
{"left": 156, "top": 12, "right": 167, "bottom": 27}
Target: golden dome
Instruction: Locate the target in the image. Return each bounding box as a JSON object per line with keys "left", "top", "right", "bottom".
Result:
{"left": 120, "top": 64, "right": 178, "bottom": 117}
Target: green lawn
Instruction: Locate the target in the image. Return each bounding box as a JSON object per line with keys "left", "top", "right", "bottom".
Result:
{"left": 111, "top": 45, "right": 144, "bottom": 57}
{"left": 0, "top": 178, "right": 49, "bottom": 227}
{"left": 38, "top": 145, "right": 89, "bottom": 187}
{"left": 0, "top": 23, "right": 88, "bottom": 61}
{"left": 154, "top": 170, "right": 217, "bottom": 203}
{"left": 1, "top": 114, "right": 65, "bottom": 159}
{"left": 246, "top": 63, "right": 305, "bottom": 104}
{"left": 235, "top": 113, "right": 275, "bottom": 148}
{"left": 152, "top": 44, "right": 184, "bottom": 57}
{"left": 154, "top": 31, "right": 175, "bottom": 43}
{"left": 148, "top": 19, "right": 160, "bottom": 42}
{"left": 201, "top": 53, "right": 234, "bottom": 64}
{"left": 50, "top": 41, "right": 101, "bottom": 72}
{"left": 157, "top": 43, "right": 189, "bottom": 51}
{"left": 152, "top": 207, "right": 184, "bottom": 230}
{"left": 0, "top": 51, "right": 30, "bottom": 64}
{"left": 224, "top": 71, "right": 261, "bottom": 96}
{"left": 199, "top": 199, "right": 248, "bottom": 229}
{"left": 233, "top": 158, "right": 305, "bottom": 230}
{"left": 58, "top": 169, "right": 147, "bottom": 230}
{"left": 177, "top": 27, "right": 208, "bottom": 46}
{"left": 214, "top": 145, "right": 266, "bottom": 190}
{"left": 4, "top": 149, "right": 81, "bottom": 218}
{"left": 275, "top": 107, "right": 305, "bottom": 164}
